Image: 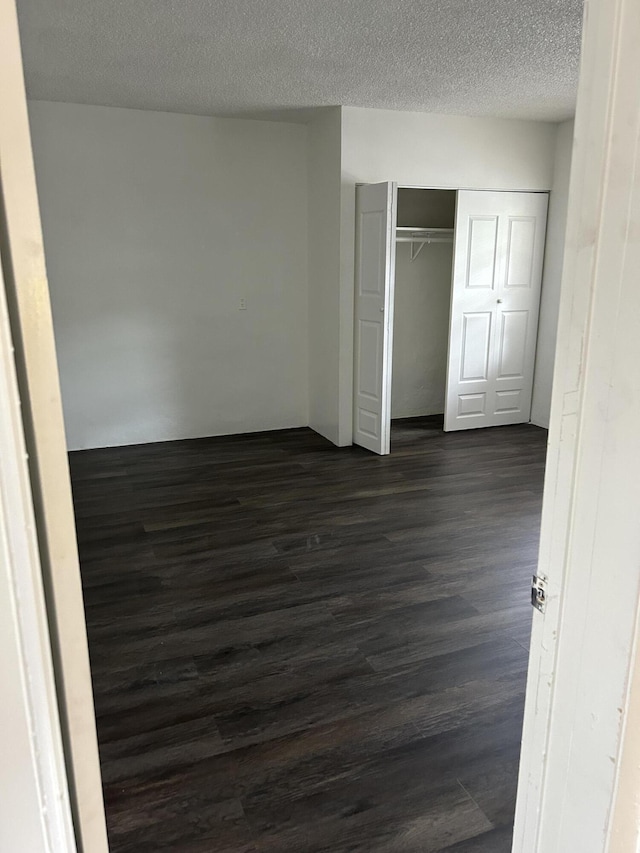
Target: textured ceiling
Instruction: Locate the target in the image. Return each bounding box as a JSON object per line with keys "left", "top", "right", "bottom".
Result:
{"left": 16, "top": 0, "right": 583, "bottom": 122}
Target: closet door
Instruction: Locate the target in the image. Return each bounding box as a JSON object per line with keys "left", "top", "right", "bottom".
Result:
{"left": 353, "top": 182, "right": 397, "bottom": 454}
{"left": 444, "top": 190, "right": 548, "bottom": 431}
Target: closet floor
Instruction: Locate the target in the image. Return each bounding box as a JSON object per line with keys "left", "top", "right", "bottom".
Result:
{"left": 71, "top": 417, "right": 547, "bottom": 853}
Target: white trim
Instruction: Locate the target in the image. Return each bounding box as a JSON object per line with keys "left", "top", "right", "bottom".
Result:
{"left": 513, "top": 0, "right": 640, "bottom": 849}
{"left": 0, "top": 248, "right": 76, "bottom": 851}
{"left": 0, "top": 0, "right": 109, "bottom": 848}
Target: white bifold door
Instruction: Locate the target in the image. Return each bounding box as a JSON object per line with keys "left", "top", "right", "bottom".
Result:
{"left": 353, "top": 181, "right": 398, "bottom": 454}
{"left": 445, "top": 190, "right": 548, "bottom": 431}
{"left": 353, "top": 184, "right": 548, "bottom": 454}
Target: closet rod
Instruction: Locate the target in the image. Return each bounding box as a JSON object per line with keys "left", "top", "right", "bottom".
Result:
{"left": 396, "top": 228, "right": 454, "bottom": 260}
{"left": 395, "top": 236, "right": 453, "bottom": 243}
{"left": 396, "top": 227, "right": 453, "bottom": 232}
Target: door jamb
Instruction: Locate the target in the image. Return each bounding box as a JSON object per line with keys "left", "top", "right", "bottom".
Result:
{"left": 0, "top": 233, "right": 76, "bottom": 852}
{"left": 513, "top": 0, "right": 640, "bottom": 849}
{"left": 0, "top": 0, "right": 109, "bottom": 849}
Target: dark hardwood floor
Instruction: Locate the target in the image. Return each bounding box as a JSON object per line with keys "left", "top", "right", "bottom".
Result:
{"left": 70, "top": 417, "right": 548, "bottom": 853}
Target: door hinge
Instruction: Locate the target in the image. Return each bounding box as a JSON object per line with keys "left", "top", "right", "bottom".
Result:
{"left": 531, "top": 574, "right": 547, "bottom": 613}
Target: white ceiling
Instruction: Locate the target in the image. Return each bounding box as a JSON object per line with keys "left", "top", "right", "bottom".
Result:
{"left": 16, "top": 0, "right": 583, "bottom": 123}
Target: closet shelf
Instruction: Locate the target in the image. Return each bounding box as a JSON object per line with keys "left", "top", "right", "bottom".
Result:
{"left": 396, "top": 227, "right": 454, "bottom": 260}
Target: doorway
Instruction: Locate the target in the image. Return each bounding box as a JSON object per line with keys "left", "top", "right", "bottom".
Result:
{"left": 391, "top": 189, "right": 455, "bottom": 425}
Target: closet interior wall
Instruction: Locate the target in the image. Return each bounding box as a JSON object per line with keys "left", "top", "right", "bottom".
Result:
{"left": 391, "top": 189, "right": 456, "bottom": 419}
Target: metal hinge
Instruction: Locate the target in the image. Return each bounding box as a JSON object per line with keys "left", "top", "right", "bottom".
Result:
{"left": 531, "top": 574, "right": 547, "bottom": 613}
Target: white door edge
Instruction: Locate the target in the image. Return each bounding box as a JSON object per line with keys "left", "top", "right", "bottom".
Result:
{"left": 0, "top": 1, "right": 109, "bottom": 848}
{"left": 381, "top": 182, "right": 398, "bottom": 454}
{"left": 0, "top": 246, "right": 76, "bottom": 852}
{"left": 513, "top": 0, "right": 640, "bottom": 850}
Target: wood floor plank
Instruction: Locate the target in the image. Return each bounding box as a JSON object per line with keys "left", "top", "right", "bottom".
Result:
{"left": 438, "top": 825, "right": 514, "bottom": 852}
{"left": 70, "top": 417, "right": 547, "bottom": 852}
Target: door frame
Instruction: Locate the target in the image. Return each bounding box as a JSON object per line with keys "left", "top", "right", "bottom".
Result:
{"left": 0, "top": 233, "right": 76, "bottom": 852}
{"left": 512, "top": 0, "right": 640, "bottom": 849}
{"left": 0, "top": 0, "right": 109, "bottom": 849}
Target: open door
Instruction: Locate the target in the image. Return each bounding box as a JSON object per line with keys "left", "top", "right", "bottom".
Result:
{"left": 1, "top": 0, "right": 109, "bottom": 848}
{"left": 353, "top": 182, "right": 397, "bottom": 454}
{"left": 445, "top": 191, "right": 548, "bottom": 431}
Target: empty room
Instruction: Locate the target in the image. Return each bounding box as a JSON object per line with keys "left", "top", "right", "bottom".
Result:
{"left": 8, "top": 0, "right": 584, "bottom": 851}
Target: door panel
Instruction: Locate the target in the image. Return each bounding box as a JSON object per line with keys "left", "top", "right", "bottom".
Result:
{"left": 497, "top": 310, "right": 529, "bottom": 378}
{"left": 461, "top": 312, "right": 492, "bottom": 381}
{"left": 357, "top": 320, "right": 381, "bottom": 397}
{"left": 467, "top": 217, "right": 499, "bottom": 289}
{"left": 506, "top": 217, "right": 537, "bottom": 287}
{"left": 458, "top": 392, "right": 487, "bottom": 417}
{"left": 495, "top": 388, "right": 523, "bottom": 413}
{"left": 445, "top": 191, "right": 548, "bottom": 431}
{"left": 360, "top": 212, "right": 387, "bottom": 293}
{"left": 353, "top": 182, "right": 397, "bottom": 454}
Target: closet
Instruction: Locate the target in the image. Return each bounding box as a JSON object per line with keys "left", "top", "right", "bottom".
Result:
{"left": 353, "top": 183, "right": 548, "bottom": 455}
{"left": 392, "top": 189, "right": 455, "bottom": 425}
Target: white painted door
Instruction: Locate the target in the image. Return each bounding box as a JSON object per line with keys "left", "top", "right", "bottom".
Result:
{"left": 444, "top": 191, "right": 548, "bottom": 431}
{"left": 353, "top": 182, "right": 397, "bottom": 454}
{"left": 1, "top": 0, "right": 109, "bottom": 848}
{"left": 514, "top": 0, "right": 640, "bottom": 848}
{"left": 0, "top": 250, "right": 76, "bottom": 853}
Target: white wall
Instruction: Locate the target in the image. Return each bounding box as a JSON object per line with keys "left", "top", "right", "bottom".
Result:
{"left": 28, "top": 101, "right": 309, "bottom": 450}
{"left": 336, "top": 106, "right": 558, "bottom": 444}
{"left": 342, "top": 108, "right": 557, "bottom": 191}
{"left": 30, "top": 101, "right": 566, "bottom": 451}
{"left": 530, "top": 120, "right": 574, "bottom": 428}
{"left": 391, "top": 241, "right": 453, "bottom": 418}
{"left": 307, "top": 108, "right": 342, "bottom": 445}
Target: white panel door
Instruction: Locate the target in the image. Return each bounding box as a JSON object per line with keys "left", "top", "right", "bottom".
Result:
{"left": 445, "top": 191, "right": 548, "bottom": 431}
{"left": 353, "top": 182, "right": 397, "bottom": 454}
